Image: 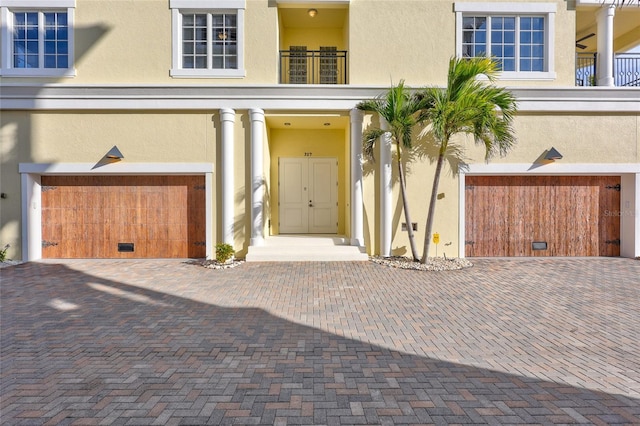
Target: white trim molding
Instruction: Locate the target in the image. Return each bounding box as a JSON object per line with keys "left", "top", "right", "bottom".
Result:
{"left": 170, "top": 0, "right": 245, "bottom": 8}
{"left": 18, "top": 162, "right": 215, "bottom": 261}
{"left": 2, "top": 85, "right": 639, "bottom": 112}
{"left": 0, "top": 0, "right": 75, "bottom": 7}
{"left": 459, "top": 163, "right": 640, "bottom": 259}
{"left": 463, "top": 163, "right": 640, "bottom": 175}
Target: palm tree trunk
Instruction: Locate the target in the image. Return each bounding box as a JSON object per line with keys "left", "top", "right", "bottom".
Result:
{"left": 421, "top": 151, "right": 446, "bottom": 264}
{"left": 396, "top": 143, "right": 420, "bottom": 261}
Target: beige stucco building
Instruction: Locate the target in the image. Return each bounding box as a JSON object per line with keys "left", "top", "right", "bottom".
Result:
{"left": 1, "top": 0, "right": 639, "bottom": 261}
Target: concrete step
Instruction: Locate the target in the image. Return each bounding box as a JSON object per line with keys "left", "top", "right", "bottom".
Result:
{"left": 246, "top": 235, "right": 369, "bottom": 262}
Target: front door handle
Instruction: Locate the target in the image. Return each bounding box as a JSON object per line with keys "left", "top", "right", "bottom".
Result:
{"left": 308, "top": 200, "right": 313, "bottom": 207}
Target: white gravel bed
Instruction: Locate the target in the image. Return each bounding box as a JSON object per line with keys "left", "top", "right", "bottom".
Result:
{"left": 370, "top": 255, "right": 473, "bottom": 271}
{"left": 201, "top": 259, "right": 245, "bottom": 269}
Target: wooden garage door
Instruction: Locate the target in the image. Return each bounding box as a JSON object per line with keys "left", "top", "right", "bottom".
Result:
{"left": 41, "top": 175, "right": 206, "bottom": 258}
{"left": 465, "top": 176, "right": 620, "bottom": 257}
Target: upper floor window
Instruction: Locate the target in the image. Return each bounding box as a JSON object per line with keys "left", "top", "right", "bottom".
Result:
{"left": 170, "top": 0, "right": 245, "bottom": 78}
{"left": 0, "top": 0, "right": 76, "bottom": 77}
{"left": 455, "top": 2, "right": 556, "bottom": 80}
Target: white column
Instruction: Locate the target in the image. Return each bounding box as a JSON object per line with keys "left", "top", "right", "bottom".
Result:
{"left": 620, "top": 173, "right": 640, "bottom": 258}
{"left": 249, "top": 108, "right": 265, "bottom": 246}
{"left": 220, "top": 108, "right": 235, "bottom": 246}
{"left": 350, "top": 108, "right": 364, "bottom": 247}
{"left": 379, "top": 118, "right": 392, "bottom": 257}
{"left": 21, "top": 173, "right": 42, "bottom": 261}
{"left": 596, "top": 5, "right": 615, "bottom": 87}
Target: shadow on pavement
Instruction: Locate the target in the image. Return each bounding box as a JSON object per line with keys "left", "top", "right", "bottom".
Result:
{"left": 1, "top": 262, "right": 638, "bottom": 425}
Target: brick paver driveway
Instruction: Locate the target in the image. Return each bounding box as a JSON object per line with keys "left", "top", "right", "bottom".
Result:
{"left": 1, "top": 258, "right": 639, "bottom": 425}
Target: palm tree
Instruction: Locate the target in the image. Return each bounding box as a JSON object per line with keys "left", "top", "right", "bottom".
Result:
{"left": 416, "top": 57, "right": 517, "bottom": 264}
{"left": 357, "top": 81, "right": 422, "bottom": 260}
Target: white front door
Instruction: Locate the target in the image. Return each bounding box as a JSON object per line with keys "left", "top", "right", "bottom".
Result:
{"left": 279, "top": 157, "right": 338, "bottom": 234}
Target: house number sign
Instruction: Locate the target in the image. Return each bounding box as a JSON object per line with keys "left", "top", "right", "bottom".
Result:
{"left": 304, "top": 152, "right": 313, "bottom": 156}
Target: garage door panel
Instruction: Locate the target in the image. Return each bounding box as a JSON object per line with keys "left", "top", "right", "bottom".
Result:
{"left": 466, "top": 175, "right": 620, "bottom": 257}
{"left": 41, "top": 175, "right": 206, "bottom": 259}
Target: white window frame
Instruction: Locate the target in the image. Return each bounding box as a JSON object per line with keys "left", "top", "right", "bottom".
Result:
{"left": 0, "top": 0, "right": 76, "bottom": 77}
{"left": 170, "top": 0, "right": 246, "bottom": 78}
{"left": 455, "top": 2, "right": 556, "bottom": 81}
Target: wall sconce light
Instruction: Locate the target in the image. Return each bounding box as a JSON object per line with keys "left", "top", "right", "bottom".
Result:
{"left": 307, "top": 8, "right": 317, "bottom": 17}
{"left": 106, "top": 145, "right": 124, "bottom": 160}
{"left": 544, "top": 147, "right": 563, "bottom": 161}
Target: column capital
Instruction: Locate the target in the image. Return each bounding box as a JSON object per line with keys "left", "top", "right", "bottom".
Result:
{"left": 350, "top": 108, "right": 364, "bottom": 122}
{"left": 596, "top": 4, "right": 615, "bottom": 19}
{"left": 220, "top": 108, "right": 236, "bottom": 122}
{"left": 249, "top": 108, "right": 265, "bottom": 122}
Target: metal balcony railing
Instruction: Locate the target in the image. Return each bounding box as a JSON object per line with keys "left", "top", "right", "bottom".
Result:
{"left": 576, "top": 53, "right": 597, "bottom": 86}
{"left": 279, "top": 48, "right": 348, "bottom": 84}
{"left": 615, "top": 54, "right": 640, "bottom": 87}
{"left": 576, "top": 52, "right": 640, "bottom": 87}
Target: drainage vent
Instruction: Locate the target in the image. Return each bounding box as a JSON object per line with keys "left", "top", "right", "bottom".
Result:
{"left": 118, "top": 243, "right": 134, "bottom": 252}
{"left": 532, "top": 241, "right": 547, "bottom": 250}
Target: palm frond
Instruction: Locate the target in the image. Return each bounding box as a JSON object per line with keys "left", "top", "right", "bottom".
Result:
{"left": 362, "top": 128, "right": 387, "bottom": 162}
{"left": 358, "top": 79, "right": 422, "bottom": 151}
{"left": 417, "top": 56, "right": 518, "bottom": 162}
{"left": 356, "top": 99, "right": 382, "bottom": 112}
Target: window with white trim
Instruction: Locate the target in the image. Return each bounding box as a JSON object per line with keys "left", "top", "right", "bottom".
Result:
{"left": 170, "top": 0, "right": 245, "bottom": 78}
{"left": 455, "top": 2, "right": 556, "bottom": 80}
{"left": 0, "top": 0, "right": 75, "bottom": 77}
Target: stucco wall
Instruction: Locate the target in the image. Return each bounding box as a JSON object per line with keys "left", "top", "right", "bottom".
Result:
{"left": 464, "top": 113, "right": 640, "bottom": 164}
{"left": 349, "top": 0, "right": 575, "bottom": 87}
{"left": 1, "top": 0, "right": 576, "bottom": 86}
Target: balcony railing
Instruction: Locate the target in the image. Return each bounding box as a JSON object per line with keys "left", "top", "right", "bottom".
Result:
{"left": 576, "top": 52, "right": 640, "bottom": 87}
{"left": 279, "top": 49, "right": 348, "bottom": 84}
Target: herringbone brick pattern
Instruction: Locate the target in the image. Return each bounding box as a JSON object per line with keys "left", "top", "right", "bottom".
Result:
{"left": 1, "top": 258, "right": 638, "bottom": 425}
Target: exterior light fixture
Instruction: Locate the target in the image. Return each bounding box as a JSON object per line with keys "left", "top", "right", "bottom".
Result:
{"left": 307, "top": 8, "right": 317, "bottom": 17}
{"left": 106, "top": 145, "right": 124, "bottom": 160}
{"left": 544, "top": 147, "right": 563, "bottom": 161}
